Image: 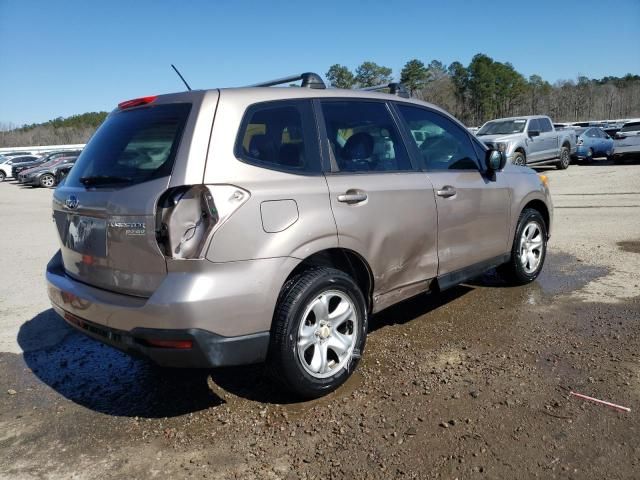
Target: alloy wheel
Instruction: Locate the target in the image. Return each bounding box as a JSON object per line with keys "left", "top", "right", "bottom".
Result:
{"left": 40, "top": 174, "right": 55, "bottom": 188}
{"left": 297, "top": 290, "right": 358, "bottom": 379}
{"left": 519, "top": 221, "right": 544, "bottom": 274}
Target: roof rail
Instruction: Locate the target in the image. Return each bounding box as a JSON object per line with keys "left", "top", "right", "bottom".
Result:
{"left": 247, "top": 72, "right": 326, "bottom": 89}
{"left": 360, "top": 82, "right": 410, "bottom": 98}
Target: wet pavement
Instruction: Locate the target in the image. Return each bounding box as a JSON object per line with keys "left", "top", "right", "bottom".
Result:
{"left": 1, "top": 163, "right": 640, "bottom": 479}
{"left": 2, "top": 252, "right": 639, "bottom": 479}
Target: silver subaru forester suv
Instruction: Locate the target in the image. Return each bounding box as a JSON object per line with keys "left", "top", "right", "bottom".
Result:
{"left": 47, "top": 72, "right": 552, "bottom": 398}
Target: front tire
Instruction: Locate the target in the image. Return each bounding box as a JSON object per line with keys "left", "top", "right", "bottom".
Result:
{"left": 39, "top": 174, "right": 55, "bottom": 188}
{"left": 0, "top": 171, "right": 5, "bottom": 182}
{"left": 556, "top": 146, "right": 571, "bottom": 169}
{"left": 513, "top": 151, "right": 526, "bottom": 166}
{"left": 498, "top": 208, "right": 548, "bottom": 285}
{"left": 268, "top": 267, "right": 367, "bottom": 399}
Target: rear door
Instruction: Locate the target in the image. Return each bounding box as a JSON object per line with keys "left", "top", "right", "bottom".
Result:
{"left": 52, "top": 99, "right": 197, "bottom": 297}
{"left": 538, "top": 117, "right": 557, "bottom": 159}
{"left": 319, "top": 99, "right": 439, "bottom": 306}
{"left": 394, "top": 104, "right": 510, "bottom": 278}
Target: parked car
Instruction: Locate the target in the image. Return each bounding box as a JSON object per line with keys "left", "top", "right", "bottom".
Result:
{"left": 19, "top": 155, "right": 79, "bottom": 187}
{"left": 476, "top": 115, "right": 576, "bottom": 169}
{"left": 11, "top": 150, "right": 82, "bottom": 179}
{"left": 615, "top": 121, "right": 640, "bottom": 139}
{"left": 46, "top": 73, "right": 553, "bottom": 398}
{"left": 0, "top": 155, "right": 40, "bottom": 181}
{"left": 573, "top": 127, "right": 615, "bottom": 160}
{"left": 612, "top": 134, "right": 640, "bottom": 163}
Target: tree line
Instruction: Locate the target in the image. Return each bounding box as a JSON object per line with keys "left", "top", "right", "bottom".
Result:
{"left": 0, "top": 112, "right": 107, "bottom": 148}
{"left": 327, "top": 55, "right": 640, "bottom": 126}
{"left": 2, "top": 56, "right": 639, "bottom": 147}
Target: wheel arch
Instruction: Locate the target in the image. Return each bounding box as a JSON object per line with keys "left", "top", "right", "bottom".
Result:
{"left": 285, "top": 248, "right": 374, "bottom": 313}
{"left": 521, "top": 199, "right": 550, "bottom": 237}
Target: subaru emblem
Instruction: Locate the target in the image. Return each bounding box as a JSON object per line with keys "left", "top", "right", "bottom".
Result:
{"left": 65, "top": 195, "right": 79, "bottom": 209}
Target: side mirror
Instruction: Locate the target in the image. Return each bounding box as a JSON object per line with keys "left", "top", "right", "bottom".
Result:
{"left": 485, "top": 149, "right": 506, "bottom": 171}
{"left": 528, "top": 130, "right": 540, "bottom": 138}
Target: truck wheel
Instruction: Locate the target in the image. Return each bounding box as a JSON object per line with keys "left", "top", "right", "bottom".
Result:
{"left": 497, "top": 208, "right": 547, "bottom": 285}
{"left": 513, "top": 152, "right": 526, "bottom": 166}
{"left": 268, "top": 267, "right": 368, "bottom": 399}
{"left": 556, "top": 146, "right": 571, "bottom": 170}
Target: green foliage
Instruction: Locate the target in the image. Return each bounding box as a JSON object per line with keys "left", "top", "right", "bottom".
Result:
{"left": 400, "top": 59, "right": 428, "bottom": 95}
{"left": 17, "top": 112, "right": 108, "bottom": 132}
{"left": 326, "top": 64, "right": 356, "bottom": 89}
{"left": 355, "top": 61, "right": 393, "bottom": 88}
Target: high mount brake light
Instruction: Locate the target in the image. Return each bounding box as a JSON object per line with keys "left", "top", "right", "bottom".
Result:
{"left": 118, "top": 95, "right": 158, "bottom": 110}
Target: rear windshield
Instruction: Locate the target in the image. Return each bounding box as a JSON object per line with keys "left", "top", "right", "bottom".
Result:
{"left": 65, "top": 103, "right": 191, "bottom": 188}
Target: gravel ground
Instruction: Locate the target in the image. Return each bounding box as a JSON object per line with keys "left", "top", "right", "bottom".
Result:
{"left": 1, "top": 158, "right": 639, "bottom": 479}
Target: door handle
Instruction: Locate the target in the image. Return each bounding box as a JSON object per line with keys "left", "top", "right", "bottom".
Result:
{"left": 436, "top": 186, "right": 457, "bottom": 198}
{"left": 337, "top": 191, "right": 368, "bottom": 204}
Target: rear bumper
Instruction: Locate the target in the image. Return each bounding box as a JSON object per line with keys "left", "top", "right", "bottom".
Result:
{"left": 57, "top": 307, "right": 269, "bottom": 368}
{"left": 46, "top": 250, "right": 299, "bottom": 367}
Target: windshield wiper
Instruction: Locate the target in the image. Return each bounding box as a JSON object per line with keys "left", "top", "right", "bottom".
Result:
{"left": 80, "top": 175, "right": 133, "bottom": 186}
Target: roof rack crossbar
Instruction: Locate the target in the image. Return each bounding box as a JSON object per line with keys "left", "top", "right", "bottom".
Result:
{"left": 360, "top": 82, "right": 410, "bottom": 98}
{"left": 247, "top": 72, "right": 326, "bottom": 89}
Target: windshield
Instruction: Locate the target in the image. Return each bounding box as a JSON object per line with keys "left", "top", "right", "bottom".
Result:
{"left": 477, "top": 119, "right": 527, "bottom": 136}
{"left": 620, "top": 122, "right": 640, "bottom": 132}
{"left": 65, "top": 103, "right": 191, "bottom": 188}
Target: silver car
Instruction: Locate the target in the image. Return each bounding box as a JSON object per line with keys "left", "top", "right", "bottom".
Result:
{"left": 46, "top": 73, "right": 553, "bottom": 398}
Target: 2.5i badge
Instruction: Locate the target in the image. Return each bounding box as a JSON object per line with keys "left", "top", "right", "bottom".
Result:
{"left": 109, "top": 221, "right": 146, "bottom": 236}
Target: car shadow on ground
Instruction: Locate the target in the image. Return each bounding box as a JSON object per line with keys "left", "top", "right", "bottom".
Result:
{"left": 18, "top": 309, "right": 225, "bottom": 418}
{"left": 18, "top": 286, "right": 475, "bottom": 412}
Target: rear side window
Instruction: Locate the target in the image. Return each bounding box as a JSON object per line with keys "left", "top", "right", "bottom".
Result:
{"left": 539, "top": 118, "right": 553, "bottom": 132}
{"left": 65, "top": 103, "right": 191, "bottom": 188}
{"left": 236, "top": 100, "right": 320, "bottom": 174}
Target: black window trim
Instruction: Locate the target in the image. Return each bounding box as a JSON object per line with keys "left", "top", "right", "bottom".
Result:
{"left": 313, "top": 97, "right": 420, "bottom": 175}
{"left": 234, "top": 99, "right": 323, "bottom": 176}
{"left": 391, "top": 101, "right": 485, "bottom": 173}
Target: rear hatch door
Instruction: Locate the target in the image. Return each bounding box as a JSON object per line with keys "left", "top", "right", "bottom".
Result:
{"left": 52, "top": 96, "right": 204, "bottom": 297}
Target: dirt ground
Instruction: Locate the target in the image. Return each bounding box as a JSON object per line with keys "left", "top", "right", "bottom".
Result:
{"left": 1, "top": 158, "right": 639, "bottom": 479}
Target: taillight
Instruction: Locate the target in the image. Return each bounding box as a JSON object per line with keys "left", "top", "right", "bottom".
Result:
{"left": 156, "top": 185, "right": 249, "bottom": 260}
{"left": 118, "top": 95, "right": 158, "bottom": 109}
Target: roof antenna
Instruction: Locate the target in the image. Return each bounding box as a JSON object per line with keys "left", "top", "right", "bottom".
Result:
{"left": 171, "top": 64, "right": 192, "bottom": 91}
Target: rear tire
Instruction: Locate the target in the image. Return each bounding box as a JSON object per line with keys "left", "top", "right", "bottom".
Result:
{"left": 39, "top": 174, "right": 55, "bottom": 188}
{"left": 498, "top": 208, "right": 548, "bottom": 285}
{"left": 556, "top": 146, "right": 571, "bottom": 169}
{"left": 268, "top": 267, "right": 367, "bottom": 399}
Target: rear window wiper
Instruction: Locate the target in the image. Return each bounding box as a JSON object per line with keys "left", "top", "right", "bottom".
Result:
{"left": 80, "top": 175, "right": 133, "bottom": 186}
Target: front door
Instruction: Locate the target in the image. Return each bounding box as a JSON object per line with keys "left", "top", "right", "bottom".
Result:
{"left": 526, "top": 118, "right": 545, "bottom": 162}
{"left": 318, "top": 100, "right": 439, "bottom": 310}
{"left": 394, "top": 104, "right": 511, "bottom": 277}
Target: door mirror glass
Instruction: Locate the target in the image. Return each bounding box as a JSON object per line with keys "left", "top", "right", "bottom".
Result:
{"left": 486, "top": 149, "right": 505, "bottom": 171}
{"left": 528, "top": 130, "right": 540, "bottom": 138}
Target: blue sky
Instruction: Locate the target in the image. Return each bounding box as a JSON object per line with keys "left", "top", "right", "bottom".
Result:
{"left": 1, "top": 0, "right": 639, "bottom": 125}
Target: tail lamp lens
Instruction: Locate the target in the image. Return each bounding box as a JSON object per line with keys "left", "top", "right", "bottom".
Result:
{"left": 156, "top": 185, "right": 249, "bottom": 259}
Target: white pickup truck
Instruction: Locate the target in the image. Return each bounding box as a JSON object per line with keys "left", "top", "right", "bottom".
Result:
{"left": 476, "top": 115, "right": 577, "bottom": 169}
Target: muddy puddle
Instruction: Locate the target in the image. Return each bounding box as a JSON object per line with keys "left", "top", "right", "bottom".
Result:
{"left": 9, "top": 250, "right": 610, "bottom": 420}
